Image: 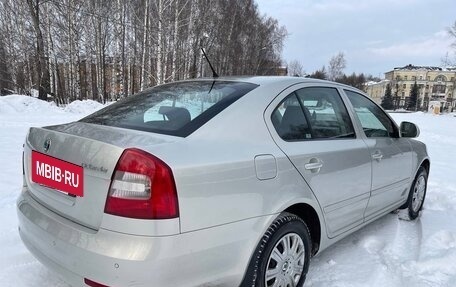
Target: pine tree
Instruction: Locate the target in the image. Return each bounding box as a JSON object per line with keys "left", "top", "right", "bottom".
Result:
{"left": 335, "top": 72, "right": 366, "bottom": 90}
{"left": 309, "top": 66, "right": 327, "bottom": 80}
{"left": 381, "top": 84, "right": 394, "bottom": 110}
{"left": 407, "top": 81, "right": 419, "bottom": 111}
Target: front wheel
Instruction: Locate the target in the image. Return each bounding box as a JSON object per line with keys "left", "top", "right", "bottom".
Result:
{"left": 399, "top": 166, "right": 428, "bottom": 220}
{"left": 242, "top": 213, "right": 312, "bottom": 287}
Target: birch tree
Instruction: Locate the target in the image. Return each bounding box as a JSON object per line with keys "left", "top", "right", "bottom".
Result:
{"left": 0, "top": 0, "right": 287, "bottom": 101}
{"left": 327, "top": 52, "right": 346, "bottom": 81}
{"left": 25, "top": 0, "right": 50, "bottom": 100}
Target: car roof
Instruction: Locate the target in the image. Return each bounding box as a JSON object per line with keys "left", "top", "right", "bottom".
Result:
{"left": 174, "top": 76, "right": 363, "bottom": 93}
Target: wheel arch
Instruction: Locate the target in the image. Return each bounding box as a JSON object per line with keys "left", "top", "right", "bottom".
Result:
{"left": 239, "top": 204, "right": 321, "bottom": 287}
{"left": 284, "top": 203, "right": 321, "bottom": 256}
{"left": 420, "top": 158, "right": 430, "bottom": 176}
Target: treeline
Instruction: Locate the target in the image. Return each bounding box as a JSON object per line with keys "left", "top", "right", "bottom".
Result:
{"left": 0, "top": 0, "right": 286, "bottom": 103}
{"left": 310, "top": 53, "right": 380, "bottom": 91}
{"left": 289, "top": 52, "right": 379, "bottom": 91}
{"left": 309, "top": 69, "right": 377, "bottom": 92}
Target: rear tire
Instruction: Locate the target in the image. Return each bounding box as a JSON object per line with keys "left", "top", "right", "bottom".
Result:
{"left": 242, "top": 212, "right": 312, "bottom": 287}
{"left": 399, "top": 167, "right": 427, "bottom": 221}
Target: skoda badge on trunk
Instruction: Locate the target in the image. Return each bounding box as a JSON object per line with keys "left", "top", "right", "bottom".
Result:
{"left": 43, "top": 138, "right": 51, "bottom": 153}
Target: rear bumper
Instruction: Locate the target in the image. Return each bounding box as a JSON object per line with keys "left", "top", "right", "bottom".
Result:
{"left": 17, "top": 188, "right": 275, "bottom": 287}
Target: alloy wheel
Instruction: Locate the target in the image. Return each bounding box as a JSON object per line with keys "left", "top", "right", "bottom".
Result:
{"left": 265, "top": 233, "right": 305, "bottom": 287}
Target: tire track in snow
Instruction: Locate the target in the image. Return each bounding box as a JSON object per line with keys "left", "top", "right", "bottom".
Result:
{"left": 365, "top": 218, "right": 423, "bottom": 286}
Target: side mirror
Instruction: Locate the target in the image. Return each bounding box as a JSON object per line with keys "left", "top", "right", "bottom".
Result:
{"left": 400, "top": 121, "right": 420, "bottom": 138}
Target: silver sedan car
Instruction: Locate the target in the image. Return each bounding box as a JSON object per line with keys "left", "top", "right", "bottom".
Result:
{"left": 17, "top": 77, "right": 429, "bottom": 287}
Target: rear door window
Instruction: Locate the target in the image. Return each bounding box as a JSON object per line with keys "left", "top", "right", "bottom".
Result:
{"left": 81, "top": 81, "right": 257, "bottom": 137}
{"left": 271, "top": 87, "right": 355, "bottom": 141}
{"left": 272, "top": 94, "right": 311, "bottom": 141}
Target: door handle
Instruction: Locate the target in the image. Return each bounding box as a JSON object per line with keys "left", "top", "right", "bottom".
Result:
{"left": 304, "top": 162, "right": 323, "bottom": 171}
{"left": 304, "top": 158, "right": 323, "bottom": 173}
{"left": 372, "top": 152, "right": 383, "bottom": 161}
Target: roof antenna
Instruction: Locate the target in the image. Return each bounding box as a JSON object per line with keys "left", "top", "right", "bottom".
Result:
{"left": 201, "top": 48, "right": 219, "bottom": 78}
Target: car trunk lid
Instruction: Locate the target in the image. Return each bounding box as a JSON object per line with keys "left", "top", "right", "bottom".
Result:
{"left": 24, "top": 122, "right": 178, "bottom": 230}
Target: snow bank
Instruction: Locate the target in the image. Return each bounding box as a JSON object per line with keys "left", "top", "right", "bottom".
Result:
{"left": 63, "top": 99, "right": 105, "bottom": 114}
{"left": 0, "top": 95, "right": 107, "bottom": 116}
{"left": 0, "top": 95, "right": 61, "bottom": 114}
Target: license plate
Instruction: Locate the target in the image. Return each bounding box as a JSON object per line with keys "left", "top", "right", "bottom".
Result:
{"left": 31, "top": 151, "right": 84, "bottom": 197}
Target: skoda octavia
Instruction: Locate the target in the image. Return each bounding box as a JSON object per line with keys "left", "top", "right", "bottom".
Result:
{"left": 17, "top": 77, "right": 429, "bottom": 287}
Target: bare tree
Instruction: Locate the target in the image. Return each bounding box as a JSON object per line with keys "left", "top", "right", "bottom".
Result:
{"left": 448, "top": 21, "right": 456, "bottom": 65}
{"left": 25, "top": 0, "right": 50, "bottom": 100}
{"left": 449, "top": 21, "right": 456, "bottom": 48}
{"left": 327, "top": 52, "right": 346, "bottom": 81}
{"left": 0, "top": 0, "right": 287, "bottom": 102}
{"left": 0, "top": 38, "right": 10, "bottom": 93}
{"left": 288, "top": 60, "right": 304, "bottom": 77}
{"left": 139, "top": 0, "right": 150, "bottom": 90}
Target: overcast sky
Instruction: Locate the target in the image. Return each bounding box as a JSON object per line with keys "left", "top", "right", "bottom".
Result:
{"left": 256, "top": 0, "right": 456, "bottom": 78}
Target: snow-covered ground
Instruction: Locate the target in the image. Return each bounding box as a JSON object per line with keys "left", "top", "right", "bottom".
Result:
{"left": 307, "top": 112, "right": 456, "bottom": 287}
{"left": 0, "top": 96, "right": 104, "bottom": 287}
{"left": 1, "top": 95, "right": 455, "bottom": 286}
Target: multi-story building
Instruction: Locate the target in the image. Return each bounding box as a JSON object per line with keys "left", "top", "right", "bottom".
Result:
{"left": 365, "top": 79, "right": 390, "bottom": 105}
{"left": 366, "top": 64, "right": 456, "bottom": 111}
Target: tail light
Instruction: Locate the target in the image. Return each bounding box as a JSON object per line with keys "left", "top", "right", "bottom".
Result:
{"left": 104, "top": 148, "right": 179, "bottom": 219}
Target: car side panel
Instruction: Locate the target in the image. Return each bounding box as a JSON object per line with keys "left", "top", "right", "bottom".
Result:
{"left": 362, "top": 137, "right": 413, "bottom": 220}
{"left": 273, "top": 139, "right": 371, "bottom": 237}
{"left": 142, "top": 84, "right": 326, "bottom": 234}
{"left": 167, "top": 144, "right": 322, "bottom": 234}
{"left": 409, "top": 139, "right": 430, "bottom": 175}
{"left": 262, "top": 83, "right": 372, "bottom": 238}
{"left": 338, "top": 88, "right": 415, "bottom": 220}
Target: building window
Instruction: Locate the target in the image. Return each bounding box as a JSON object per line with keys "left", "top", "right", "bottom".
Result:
{"left": 402, "top": 92, "right": 405, "bottom": 97}
{"left": 404, "top": 76, "right": 408, "bottom": 80}
{"left": 427, "top": 76, "right": 430, "bottom": 81}
{"left": 420, "top": 75, "right": 423, "bottom": 80}
{"left": 435, "top": 75, "right": 447, "bottom": 82}
{"left": 403, "top": 84, "right": 406, "bottom": 89}
{"left": 432, "top": 85, "right": 446, "bottom": 94}
{"left": 396, "top": 75, "right": 400, "bottom": 80}
{"left": 412, "top": 76, "right": 416, "bottom": 81}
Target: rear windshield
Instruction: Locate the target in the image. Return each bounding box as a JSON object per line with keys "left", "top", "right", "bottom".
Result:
{"left": 80, "top": 81, "right": 258, "bottom": 137}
